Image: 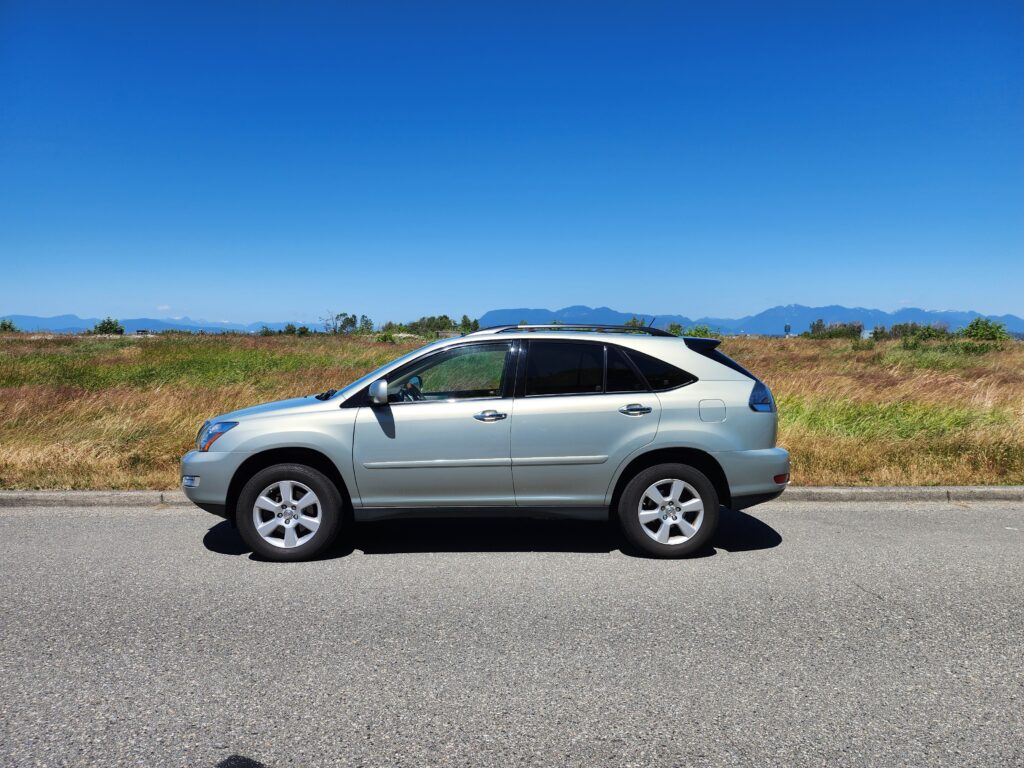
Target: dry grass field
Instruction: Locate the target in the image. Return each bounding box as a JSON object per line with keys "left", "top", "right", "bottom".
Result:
{"left": 1, "top": 332, "right": 1021, "bottom": 489}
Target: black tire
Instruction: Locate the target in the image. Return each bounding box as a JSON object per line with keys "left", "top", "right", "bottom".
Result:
{"left": 236, "top": 463, "right": 343, "bottom": 561}
{"left": 618, "top": 463, "right": 719, "bottom": 558}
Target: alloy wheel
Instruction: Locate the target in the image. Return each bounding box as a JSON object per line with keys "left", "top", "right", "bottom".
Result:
{"left": 251, "top": 479, "right": 322, "bottom": 549}
{"left": 637, "top": 478, "right": 704, "bottom": 545}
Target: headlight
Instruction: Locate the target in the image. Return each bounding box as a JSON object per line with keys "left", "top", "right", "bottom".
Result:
{"left": 196, "top": 421, "right": 238, "bottom": 451}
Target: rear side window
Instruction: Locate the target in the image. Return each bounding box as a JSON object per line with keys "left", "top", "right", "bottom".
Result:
{"left": 626, "top": 349, "right": 696, "bottom": 391}
{"left": 525, "top": 342, "right": 603, "bottom": 396}
{"left": 606, "top": 345, "right": 648, "bottom": 393}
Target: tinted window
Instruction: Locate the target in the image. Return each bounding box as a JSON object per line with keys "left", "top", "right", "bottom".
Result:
{"left": 388, "top": 343, "right": 510, "bottom": 402}
{"left": 606, "top": 345, "right": 648, "bottom": 393}
{"left": 526, "top": 342, "right": 603, "bottom": 396}
{"left": 627, "top": 350, "right": 696, "bottom": 391}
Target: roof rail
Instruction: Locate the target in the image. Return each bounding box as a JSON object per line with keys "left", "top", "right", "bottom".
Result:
{"left": 468, "top": 323, "right": 676, "bottom": 338}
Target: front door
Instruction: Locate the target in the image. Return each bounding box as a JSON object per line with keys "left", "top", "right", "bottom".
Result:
{"left": 353, "top": 342, "right": 515, "bottom": 507}
{"left": 511, "top": 341, "right": 661, "bottom": 507}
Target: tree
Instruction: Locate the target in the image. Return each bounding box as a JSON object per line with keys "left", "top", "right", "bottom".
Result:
{"left": 296, "top": 325, "right": 310, "bottom": 336}
{"left": 282, "top": 323, "right": 297, "bottom": 335}
{"left": 321, "top": 312, "right": 359, "bottom": 334}
{"left": 358, "top": 315, "right": 374, "bottom": 334}
{"left": 0, "top": 319, "right": 17, "bottom": 332}
{"left": 258, "top": 325, "right": 274, "bottom": 337}
{"left": 802, "top": 319, "right": 862, "bottom": 340}
{"left": 667, "top": 323, "right": 683, "bottom": 336}
{"left": 624, "top": 316, "right": 646, "bottom": 328}
{"left": 91, "top": 317, "right": 124, "bottom": 335}
{"left": 459, "top": 314, "right": 473, "bottom": 333}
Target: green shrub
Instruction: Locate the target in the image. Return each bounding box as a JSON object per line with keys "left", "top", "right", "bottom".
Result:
{"left": 959, "top": 317, "right": 1009, "bottom": 342}
{"left": 683, "top": 324, "right": 718, "bottom": 338}
{"left": 938, "top": 340, "right": 1002, "bottom": 356}
{"left": 376, "top": 332, "right": 396, "bottom": 344}
{"left": 0, "top": 319, "right": 17, "bottom": 333}
{"left": 890, "top": 322, "right": 949, "bottom": 340}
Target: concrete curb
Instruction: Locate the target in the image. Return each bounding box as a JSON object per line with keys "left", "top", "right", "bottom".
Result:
{"left": 0, "top": 490, "right": 190, "bottom": 508}
{"left": 1, "top": 486, "right": 1023, "bottom": 509}
{"left": 781, "top": 486, "right": 1024, "bottom": 502}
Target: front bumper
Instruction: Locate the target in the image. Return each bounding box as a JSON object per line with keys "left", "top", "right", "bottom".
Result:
{"left": 180, "top": 449, "right": 248, "bottom": 518}
{"left": 711, "top": 447, "right": 790, "bottom": 508}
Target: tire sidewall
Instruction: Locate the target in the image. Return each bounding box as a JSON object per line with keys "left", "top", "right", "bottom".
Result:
{"left": 618, "top": 463, "right": 719, "bottom": 558}
{"left": 236, "top": 463, "right": 342, "bottom": 561}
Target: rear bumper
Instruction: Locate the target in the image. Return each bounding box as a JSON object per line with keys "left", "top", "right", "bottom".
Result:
{"left": 180, "top": 449, "right": 247, "bottom": 518}
{"left": 711, "top": 447, "right": 790, "bottom": 506}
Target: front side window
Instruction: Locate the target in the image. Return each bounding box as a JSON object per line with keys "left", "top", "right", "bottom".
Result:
{"left": 525, "top": 341, "right": 603, "bottom": 396}
{"left": 388, "top": 343, "right": 511, "bottom": 403}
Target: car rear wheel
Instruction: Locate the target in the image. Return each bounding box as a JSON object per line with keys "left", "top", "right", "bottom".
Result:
{"left": 236, "top": 463, "right": 342, "bottom": 561}
{"left": 618, "top": 463, "right": 719, "bottom": 558}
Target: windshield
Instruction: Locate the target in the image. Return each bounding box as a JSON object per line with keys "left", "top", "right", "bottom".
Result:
{"left": 327, "top": 339, "right": 451, "bottom": 400}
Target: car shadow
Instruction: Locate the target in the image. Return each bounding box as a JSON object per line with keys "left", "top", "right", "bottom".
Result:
{"left": 215, "top": 757, "right": 268, "bottom": 768}
{"left": 203, "top": 507, "right": 781, "bottom": 560}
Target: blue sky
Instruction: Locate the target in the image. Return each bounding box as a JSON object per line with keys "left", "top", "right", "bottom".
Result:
{"left": 1, "top": 2, "right": 1021, "bottom": 324}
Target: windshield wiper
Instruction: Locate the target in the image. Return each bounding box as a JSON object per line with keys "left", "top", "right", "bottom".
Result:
{"left": 313, "top": 388, "right": 337, "bottom": 401}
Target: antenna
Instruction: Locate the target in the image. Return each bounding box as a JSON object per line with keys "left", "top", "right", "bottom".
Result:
{"left": 648, "top": 317, "right": 657, "bottom": 327}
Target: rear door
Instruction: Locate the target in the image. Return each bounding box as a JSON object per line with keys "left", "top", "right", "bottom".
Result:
{"left": 510, "top": 341, "right": 661, "bottom": 507}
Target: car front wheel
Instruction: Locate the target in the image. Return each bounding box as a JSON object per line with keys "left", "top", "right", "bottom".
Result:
{"left": 236, "top": 463, "right": 342, "bottom": 561}
{"left": 618, "top": 463, "right": 719, "bottom": 558}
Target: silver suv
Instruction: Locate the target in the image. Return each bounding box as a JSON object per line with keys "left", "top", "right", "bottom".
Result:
{"left": 181, "top": 325, "right": 789, "bottom": 560}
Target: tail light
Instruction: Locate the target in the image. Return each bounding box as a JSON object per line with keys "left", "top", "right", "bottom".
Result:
{"left": 749, "top": 380, "right": 776, "bottom": 412}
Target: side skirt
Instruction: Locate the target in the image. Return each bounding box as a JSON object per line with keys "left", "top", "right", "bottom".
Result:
{"left": 353, "top": 506, "right": 609, "bottom": 522}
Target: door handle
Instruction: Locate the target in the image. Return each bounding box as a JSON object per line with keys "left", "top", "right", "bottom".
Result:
{"left": 474, "top": 410, "right": 508, "bottom": 422}
{"left": 618, "top": 403, "right": 653, "bottom": 416}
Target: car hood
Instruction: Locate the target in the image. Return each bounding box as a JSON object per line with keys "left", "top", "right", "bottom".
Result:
{"left": 214, "top": 396, "right": 325, "bottom": 423}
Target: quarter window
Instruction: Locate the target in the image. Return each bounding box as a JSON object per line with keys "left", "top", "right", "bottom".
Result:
{"left": 525, "top": 342, "right": 603, "bottom": 396}
{"left": 626, "top": 349, "right": 696, "bottom": 391}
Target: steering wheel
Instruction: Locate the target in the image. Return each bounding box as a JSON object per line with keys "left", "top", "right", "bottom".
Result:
{"left": 399, "top": 380, "right": 424, "bottom": 402}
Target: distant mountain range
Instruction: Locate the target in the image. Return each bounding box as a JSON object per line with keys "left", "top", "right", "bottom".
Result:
{"left": 4, "top": 305, "right": 1023, "bottom": 336}
{"left": 0, "top": 314, "right": 298, "bottom": 335}
{"left": 478, "top": 305, "right": 1024, "bottom": 335}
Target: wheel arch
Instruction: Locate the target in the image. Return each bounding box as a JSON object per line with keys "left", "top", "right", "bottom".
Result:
{"left": 226, "top": 447, "right": 353, "bottom": 519}
{"left": 608, "top": 447, "right": 731, "bottom": 511}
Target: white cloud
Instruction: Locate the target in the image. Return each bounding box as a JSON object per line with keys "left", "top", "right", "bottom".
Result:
{"left": 157, "top": 304, "right": 171, "bottom": 312}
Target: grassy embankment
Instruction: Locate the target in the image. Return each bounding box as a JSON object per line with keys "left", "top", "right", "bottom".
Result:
{"left": 0, "top": 333, "right": 1021, "bottom": 489}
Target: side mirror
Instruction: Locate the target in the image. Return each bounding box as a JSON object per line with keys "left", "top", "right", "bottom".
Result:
{"left": 368, "top": 379, "right": 389, "bottom": 405}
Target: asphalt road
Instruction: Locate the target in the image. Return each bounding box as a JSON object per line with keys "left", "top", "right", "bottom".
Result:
{"left": 1, "top": 500, "right": 1022, "bottom": 767}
